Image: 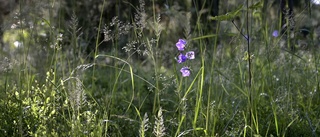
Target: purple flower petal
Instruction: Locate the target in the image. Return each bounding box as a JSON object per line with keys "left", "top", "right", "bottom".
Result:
{"left": 180, "top": 67, "right": 190, "bottom": 77}
{"left": 178, "top": 39, "right": 187, "bottom": 45}
{"left": 176, "top": 39, "right": 187, "bottom": 51}
{"left": 244, "top": 35, "right": 251, "bottom": 43}
{"left": 272, "top": 30, "right": 279, "bottom": 37}
{"left": 177, "top": 53, "right": 187, "bottom": 63}
{"left": 186, "top": 51, "right": 195, "bottom": 59}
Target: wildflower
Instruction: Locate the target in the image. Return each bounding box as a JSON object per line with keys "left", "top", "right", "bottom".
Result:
{"left": 177, "top": 53, "right": 187, "bottom": 63}
{"left": 272, "top": 30, "right": 279, "bottom": 37}
{"left": 175, "top": 39, "right": 194, "bottom": 77}
{"left": 185, "top": 51, "right": 195, "bottom": 59}
{"left": 176, "top": 39, "right": 187, "bottom": 51}
{"left": 180, "top": 67, "right": 190, "bottom": 77}
{"left": 244, "top": 35, "right": 251, "bottom": 43}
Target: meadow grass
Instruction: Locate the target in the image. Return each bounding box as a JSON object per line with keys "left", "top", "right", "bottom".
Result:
{"left": 0, "top": 0, "right": 320, "bottom": 136}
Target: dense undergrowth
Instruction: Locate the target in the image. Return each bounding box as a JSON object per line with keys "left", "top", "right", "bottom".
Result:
{"left": 1, "top": 0, "right": 320, "bottom": 136}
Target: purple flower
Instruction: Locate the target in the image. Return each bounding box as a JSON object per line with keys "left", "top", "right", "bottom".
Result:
{"left": 272, "top": 30, "right": 279, "bottom": 37}
{"left": 180, "top": 67, "right": 190, "bottom": 77}
{"left": 244, "top": 35, "right": 251, "bottom": 43}
{"left": 176, "top": 39, "right": 187, "bottom": 51}
{"left": 177, "top": 53, "right": 187, "bottom": 63}
{"left": 186, "top": 51, "right": 195, "bottom": 59}
{"left": 178, "top": 39, "right": 187, "bottom": 45}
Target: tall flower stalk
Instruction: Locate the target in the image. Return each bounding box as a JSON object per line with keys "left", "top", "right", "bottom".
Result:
{"left": 175, "top": 39, "right": 195, "bottom": 77}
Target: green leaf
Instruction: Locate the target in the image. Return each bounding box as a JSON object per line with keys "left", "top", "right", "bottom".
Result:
{"left": 248, "top": 1, "right": 263, "bottom": 10}
{"left": 209, "top": 5, "right": 243, "bottom": 21}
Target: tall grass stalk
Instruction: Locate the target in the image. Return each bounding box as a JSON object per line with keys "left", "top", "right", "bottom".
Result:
{"left": 244, "top": 1, "right": 255, "bottom": 136}
{"left": 207, "top": 19, "right": 221, "bottom": 136}
{"left": 92, "top": 0, "right": 106, "bottom": 88}
{"left": 151, "top": 0, "right": 162, "bottom": 114}
{"left": 191, "top": 1, "right": 206, "bottom": 133}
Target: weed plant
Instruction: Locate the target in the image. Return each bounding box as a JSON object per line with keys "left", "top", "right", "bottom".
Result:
{"left": 0, "top": 0, "right": 320, "bottom": 136}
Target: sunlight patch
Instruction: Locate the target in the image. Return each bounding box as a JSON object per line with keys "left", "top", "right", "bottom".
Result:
{"left": 312, "top": 0, "right": 320, "bottom": 5}
{"left": 13, "top": 41, "right": 23, "bottom": 48}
